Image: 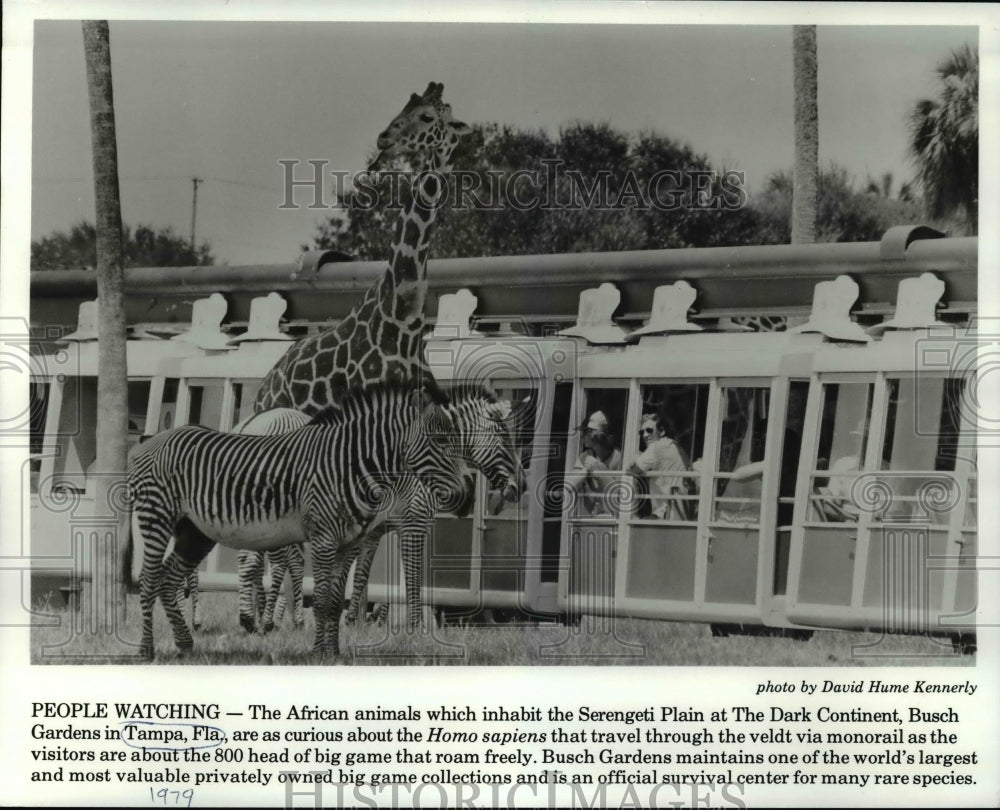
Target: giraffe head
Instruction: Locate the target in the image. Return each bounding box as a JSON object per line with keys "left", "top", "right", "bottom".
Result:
{"left": 369, "top": 82, "right": 472, "bottom": 172}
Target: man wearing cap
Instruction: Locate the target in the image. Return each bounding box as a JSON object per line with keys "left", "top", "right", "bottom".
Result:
{"left": 567, "top": 410, "right": 622, "bottom": 515}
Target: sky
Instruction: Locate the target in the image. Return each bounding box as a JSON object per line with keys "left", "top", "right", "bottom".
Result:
{"left": 21, "top": 10, "right": 983, "bottom": 266}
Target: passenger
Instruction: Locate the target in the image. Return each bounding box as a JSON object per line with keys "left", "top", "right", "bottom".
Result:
{"left": 566, "top": 410, "right": 622, "bottom": 515}
{"left": 628, "top": 413, "right": 692, "bottom": 520}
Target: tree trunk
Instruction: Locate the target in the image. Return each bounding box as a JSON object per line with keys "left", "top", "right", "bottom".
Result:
{"left": 82, "top": 20, "right": 129, "bottom": 627}
{"left": 792, "top": 25, "right": 818, "bottom": 244}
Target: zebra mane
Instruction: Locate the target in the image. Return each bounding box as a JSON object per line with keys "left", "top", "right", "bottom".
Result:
{"left": 306, "top": 377, "right": 448, "bottom": 427}
{"left": 442, "top": 380, "right": 499, "bottom": 407}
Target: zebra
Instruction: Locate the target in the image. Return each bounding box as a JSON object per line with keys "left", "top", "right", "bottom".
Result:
{"left": 240, "top": 386, "right": 525, "bottom": 634}
{"left": 228, "top": 408, "right": 311, "bottom": 634}
{"left": 123, "top": 381, "right": 474, "bottom": 658}
{"left": 128, "top": 432, "right": 204, "bottom": 630}
{"left": 343, "top": 382, "right": 525, "bottom": 628}
{"left": 172, "top": 409, "right": 312, "bottom": 634}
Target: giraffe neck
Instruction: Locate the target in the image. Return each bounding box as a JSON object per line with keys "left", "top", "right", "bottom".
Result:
{"left": 253, "top": 146, "right": 460, "bottom": 415}
{"left": 386, "top": 147, "right": 455, "bottom": 323}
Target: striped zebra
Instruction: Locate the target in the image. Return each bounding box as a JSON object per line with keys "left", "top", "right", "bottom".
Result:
{"left": 129, "top": 432, "right": 204, "bottom": 630}
{"left": 344, "top": 382, "right": 525, "bottom": 627}
{"left": 241, "top": 386, "right": 525, "bottom": 634}
{"left": 229, "top": 408, "right": 311, "bottom": 634}
{"left": 123, "top": 381, "right": 473, "bottom": 658}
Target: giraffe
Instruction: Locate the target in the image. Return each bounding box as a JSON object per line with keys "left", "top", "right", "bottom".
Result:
{"left": 255, "top": 82, "right": 472, "bottom": 413}
{"left": 249, "top": 83, "right": 493, "bottom": 630}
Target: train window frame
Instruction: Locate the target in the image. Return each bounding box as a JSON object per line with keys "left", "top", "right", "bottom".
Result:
{"left": 229, "top": 378, "right": 265, "bottom": 428}
{"left": 482, "top": 380, "right": 540, "bottom": 521}
{"left": 565, "top": 381, "right": 630, "bottom": 521}
{"left": 874, "top": 371, "right": 974, "bottom": 526}
{"left": 626, "top": 379, "right": 711, "bottom": 526}
{"left": 707, "top": 383, "right": 773, "bottom": 528}
{"left": 177, "top": 377, "right": 229, "bottom": 429}
{"left": 801, "top": 373, "right": 876, "bottom": 526}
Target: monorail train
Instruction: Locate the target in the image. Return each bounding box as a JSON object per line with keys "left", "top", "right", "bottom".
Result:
{"left": 26, "top": 226, "right": 978, "bottom": 645}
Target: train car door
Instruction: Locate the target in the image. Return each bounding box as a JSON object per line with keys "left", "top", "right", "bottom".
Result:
{"left": 476, "top": 380, "right": 539, "bottom": 618}
{"left": 613, "top": 376, "right": 781, "bottom": 625}
{"left": 614, "top": 380, "right": 706, "bottom": 620}
{"left": 785, "top": 336, "right": 976, "bottom": 641}
{"left": 558, "top": 382, "right": 630, "bottom": 619}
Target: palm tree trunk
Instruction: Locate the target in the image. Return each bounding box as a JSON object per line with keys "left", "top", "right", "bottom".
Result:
{"left": 82, "top": 20, "right": 129, "bottom": 625}
{"left": 792, "top": 25, "right": 818, "bottom": 244}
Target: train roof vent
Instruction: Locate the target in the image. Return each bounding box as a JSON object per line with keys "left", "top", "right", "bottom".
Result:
{"left": 230, "top": 292, "right": 293, "bottom": 344}
{"left": 291, "top": 249, "right": 355, "bottom": 279}
{"left": 171, "top": 293, "right": 233, "bottom": 350}
{"left": 879, "top": 224, "right": 947, "bottom": 260}
{"left": 868, "top": 272, "right": 949, "bottom": 336}
{"left": 430, "top": 289, "right": 481, "bottom": 340}
{"left": 61, "top": 300, "right": 99, "bottom": 342}
{"left": 788, "top": 275, "right": 870, "bottom": 343}
{"left": 557, "top": 283, "right": 628, "bottom": 344}
{"left": 627, "top": 281, "right": 703, "bottom": 341}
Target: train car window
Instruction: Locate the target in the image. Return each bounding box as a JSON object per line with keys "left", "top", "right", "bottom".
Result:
{"left": 29, "top": 381, "right": 50, "bottom": 493}
{"left": 187, "top": 380, "right": 226, "bottom": 428}
{"left": 964, "top": 472, "right": 977, "bottom": 529}
{"left": 126, "top": 380, "right": 151, "bottom": 452}
{"left": 777, "top": 381, "right": 809, "bottom": 527}
{"left": 809, "top": 382, "right": 873, "bottom": 522}
{"left": 485, "top": 384, "right": 537, "bottom": 516}
{"left": 51, "top": 376, "right": 97, "bottom": 492}
{"left": 542, "top": 381, "right": 574, "bottom": 581}
{"left": 878, "top": 376, "right": 967, "bottom": 523}
{"left": 630, "top": 383, "right": 707, "bottom": 522}
{"left": 567, "top": 388, "right": 628, "bottom": 518}
{"left": 231, "top": 381, "right": 263, "bottom": 426}
{"left": 712, "top": 387, "right": 770, "bottom": 524}
{"left": 158, "top": 378, "right": 179, "bottom": 431}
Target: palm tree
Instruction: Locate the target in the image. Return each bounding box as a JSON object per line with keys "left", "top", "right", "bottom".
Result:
{"left": 792, "top": 25, "right": 818, "bottom": 244}
{"left": 82, "top": 21, "right": 129, "bottom": 623}
{"left": 909, "top": 44, "right": 978, "bottom": 234}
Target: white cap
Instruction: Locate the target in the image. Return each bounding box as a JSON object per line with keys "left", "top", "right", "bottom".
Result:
{"left": 585, "top": 410, "right": 610, "bottom": 432}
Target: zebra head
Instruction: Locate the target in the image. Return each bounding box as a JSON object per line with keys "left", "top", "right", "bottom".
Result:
{"left": 404, "top": 387, "right": 477, "bottom": 517}
{"left": 445, "top": 385, "right": 527, "bottom": 504}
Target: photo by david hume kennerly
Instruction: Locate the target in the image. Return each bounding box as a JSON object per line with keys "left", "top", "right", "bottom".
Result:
{"left": 25, "top": 21, "right": 980, "bottom": 666}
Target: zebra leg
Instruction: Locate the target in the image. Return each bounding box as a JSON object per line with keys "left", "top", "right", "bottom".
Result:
{"left": 289, "top": 544, "right": 305, "bottom": 628}
{"left": 399, "top": 494, "right": 434, "bottom": 629}
{"left": 262, "top": 547, "right": 289, "bottom": 632}
{"left": 160, "top": 519, "right": 216, "bottom": 653}
{"left": 344, "top": 529, "right": 379, "bottom": 625}
{"left": 135, "top": 510, "right": 174, "bottom": 660}
{"left": 184, "top": 571, "right": 202, "bottom": 629}
{"left": 311, "top": 536, "right": 352, "bottom": 655}
{"left": 159, "top": 554, "right": 197, "bottom": 653}
{"left": 310, "top": 538, "right": 335, "bottom": 653}
{"left": 237, "top": 550, "right": 265, "bottom": 633}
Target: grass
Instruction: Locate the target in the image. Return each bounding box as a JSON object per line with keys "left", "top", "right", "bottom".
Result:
{"left": 30, "top": 591, "right": 973, "bottom": 666}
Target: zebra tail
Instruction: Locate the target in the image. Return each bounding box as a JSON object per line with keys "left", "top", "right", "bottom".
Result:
{"left": 117, "top": 481, "right": 137, "bottom": 617}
